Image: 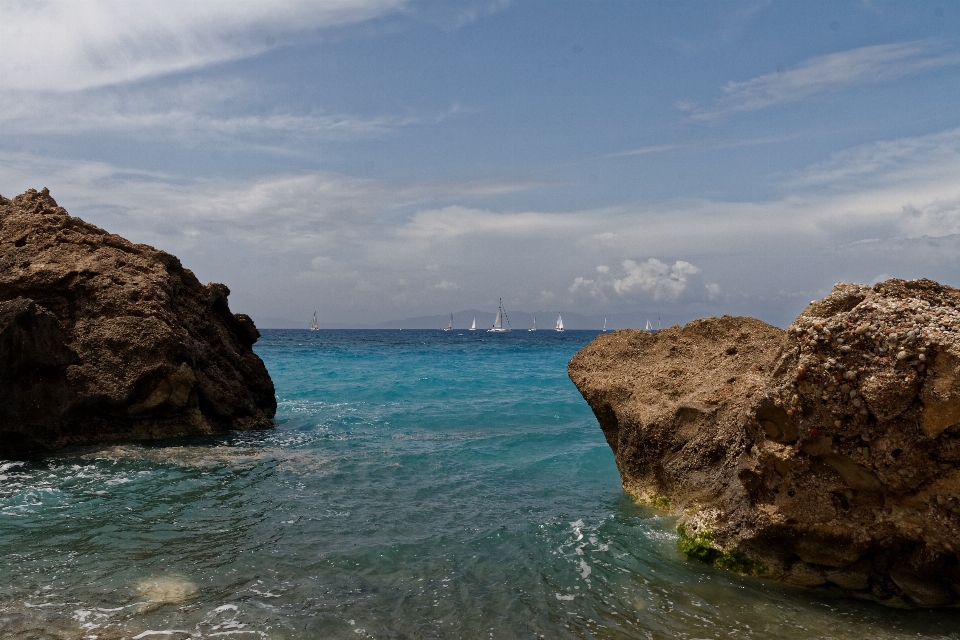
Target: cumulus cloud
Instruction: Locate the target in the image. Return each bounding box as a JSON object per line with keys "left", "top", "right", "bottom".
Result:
{"left": 613, "top": 259, "right": 702, "bottom": 299}
{"left": 0, "top": 0, "right": 407, "bottom": 92}
{"left": 684, "top": 41, "right": 960, "bottom": 119}
{"left": 570, "top": 259, "right": 719, "bottom": 303}
{"left": 569, "top": 276, "right": 598, "bottom": 298}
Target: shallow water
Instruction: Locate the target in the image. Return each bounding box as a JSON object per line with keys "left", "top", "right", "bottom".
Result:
{"left": 1, "top": 329, "right": 958, "bottom": 639}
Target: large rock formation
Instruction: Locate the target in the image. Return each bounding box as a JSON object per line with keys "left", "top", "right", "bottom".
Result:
{"left": 569, "top": 278, "right": 960, "bottom": 606}
{"left": 1, "top": 188, "right": 276, "bottom": 457}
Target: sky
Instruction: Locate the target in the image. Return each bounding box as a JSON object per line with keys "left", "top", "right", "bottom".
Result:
{"left": 1, "top": 0, "right": 958, "bottom": 328}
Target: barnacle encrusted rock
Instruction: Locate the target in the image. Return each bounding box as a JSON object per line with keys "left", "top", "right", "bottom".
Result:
{"left": 0, "top": 188, "right": 276, "bottom": 456}
{"left": 568, "top": 278, "right": 960, "bottom": 606}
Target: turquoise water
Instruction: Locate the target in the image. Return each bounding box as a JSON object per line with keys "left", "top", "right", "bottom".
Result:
{"left": 1, "top": 329, "right": 958, "bottom": 639}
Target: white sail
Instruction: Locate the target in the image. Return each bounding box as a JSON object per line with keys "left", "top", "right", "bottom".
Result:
{"left": 470, "top": 317, "right": 476, "bottom": 331}
{"left": 487, "top": 298, "right": 511, "bottom": 332}
{"left": 444, "top": 312, "right": 452, "bottom": 331}
{"left": 529, "top": 315, "right": 536, "bottom": 331}
{"left": 555, "top": 314, "right": 564, "bottom": 332}
{"left": 645, "top": 319, "right": 653, "bottom": 331}
{"left": 309, "top": 311, "right": 319, "bottom": 331}
{"left": 602, "top": 317, "right": 606, "bottom": 332}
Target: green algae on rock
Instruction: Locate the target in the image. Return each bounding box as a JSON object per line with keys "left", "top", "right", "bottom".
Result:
{"left": 677, "top": 524, "right": 767, "bottom": 576}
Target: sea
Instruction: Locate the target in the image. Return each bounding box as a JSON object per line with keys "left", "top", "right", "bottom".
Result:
{"left": 1, "top": 329, "right": 958, "bottom": 639}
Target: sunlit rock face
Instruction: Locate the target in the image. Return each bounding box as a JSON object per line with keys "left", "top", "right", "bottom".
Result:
{"left": 569, "top": 278, "right": 960, "bottom": 607}
{"left": 0, "top": 188, "right": 276, "bottom": 457}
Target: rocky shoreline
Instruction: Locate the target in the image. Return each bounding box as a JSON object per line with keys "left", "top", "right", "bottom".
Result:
{"left": 1, "top": 188, "right": 276, "bottom": 457}
{"left": 569, "top": 278, "right": 960, "bottom": 607}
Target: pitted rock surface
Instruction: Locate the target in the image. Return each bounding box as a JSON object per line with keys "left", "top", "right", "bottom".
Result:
{"left": 0, "top": 188, "right": 276, "bottom": 456}
{"left": 568, "top": 278, "right": 960, "bottom": 606}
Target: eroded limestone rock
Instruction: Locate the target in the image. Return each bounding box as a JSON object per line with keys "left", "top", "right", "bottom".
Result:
{"left": 569, "top": 278, "right": 960, "bottom": 606}
{"left": 0, "top": 188, "right": 276, "bottom": 456}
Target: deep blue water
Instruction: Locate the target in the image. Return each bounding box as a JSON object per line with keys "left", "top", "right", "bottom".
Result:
{"left": 1, "top": 329, "right": 958, "bottom": 639}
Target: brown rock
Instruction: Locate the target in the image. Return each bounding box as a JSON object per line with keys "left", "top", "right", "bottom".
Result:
{"left": 889, "top": 567, "right": 953, "bottom": 607}
{"left": 569, "top": 278, "right": 960, "bottom": 605}
{"left": 921, "top": 351, "right": 960, "bottom": 438}
{"left": 786, "top": 561, "right": 827, "bottom": 587}
{"left": 826, "top": 561, "right": 871, "bottom": 590}
{"left": 0, "top": 188, "right": 276, "bottom": 456}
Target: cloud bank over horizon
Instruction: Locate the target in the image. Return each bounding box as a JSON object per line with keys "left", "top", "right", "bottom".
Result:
{"left": 4, "top": 120, "right": 956, "bottom": 326}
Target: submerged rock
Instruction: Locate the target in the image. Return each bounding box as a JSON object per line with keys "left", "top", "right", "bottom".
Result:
{"left": 569, "top": 278, "right": 960, "bottom": 606}
{"left": 0, "top": 188, "right": 276, "bottom": 457}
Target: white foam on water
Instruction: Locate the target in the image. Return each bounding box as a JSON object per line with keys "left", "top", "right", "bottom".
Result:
{"left": 578, "top": 558, "right": 592, "bottom": 581}
{"left": 556, "top": 593, "right": 575, "bottom": 601}
{"left": 132, "top": 630, "right": 193, "bottom": 638}
{"left": 569, "top": 519, "right": 585, "bottom": 541}
{"left": 0, "top": 461, "right": 26, "bottom": 479}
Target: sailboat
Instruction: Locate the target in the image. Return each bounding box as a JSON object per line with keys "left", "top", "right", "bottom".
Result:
{"left": 555, "top": 314, "right": 564, "bottom": 332}
{"left": 487, "top": 299, "right": 511, "bottom": 332}
{"left": 309, "top": 311, "right": 319, "bottom": 331}
{"left": 529, "top": 315, "right": 536, "bottom": 332}
{"left": 443, "top": 312, "right": 453, "bottom": 331}
{"left": 470, "top": 317, "right": 476, "bottom": 331}
{"left": 645, "top": 319, "right": 654, "bottom": 332}
{"left": 602, "top": 317, "right": 607, "bottom": 332}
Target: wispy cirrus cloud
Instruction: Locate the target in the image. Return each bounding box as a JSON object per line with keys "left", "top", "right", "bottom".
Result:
{"left": 602, "top": 135, "right": 795, "bottom": 159}
{"left": 789, "top": 126, "right": 960, "bottom": 190}
{"left": 0, "top": 97, "right": 418, "bottom": 144}
{"left": 0, "top": 0, "right": 407, "bottom": 92}
{"left": 0, "top": 2, "right": 480, "bottom": 149}
{"left": 683, "top": 41, "right": 960, "bottom": 120}
{"left": 0, "top": 77, "right": 474, "bottom": 150}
